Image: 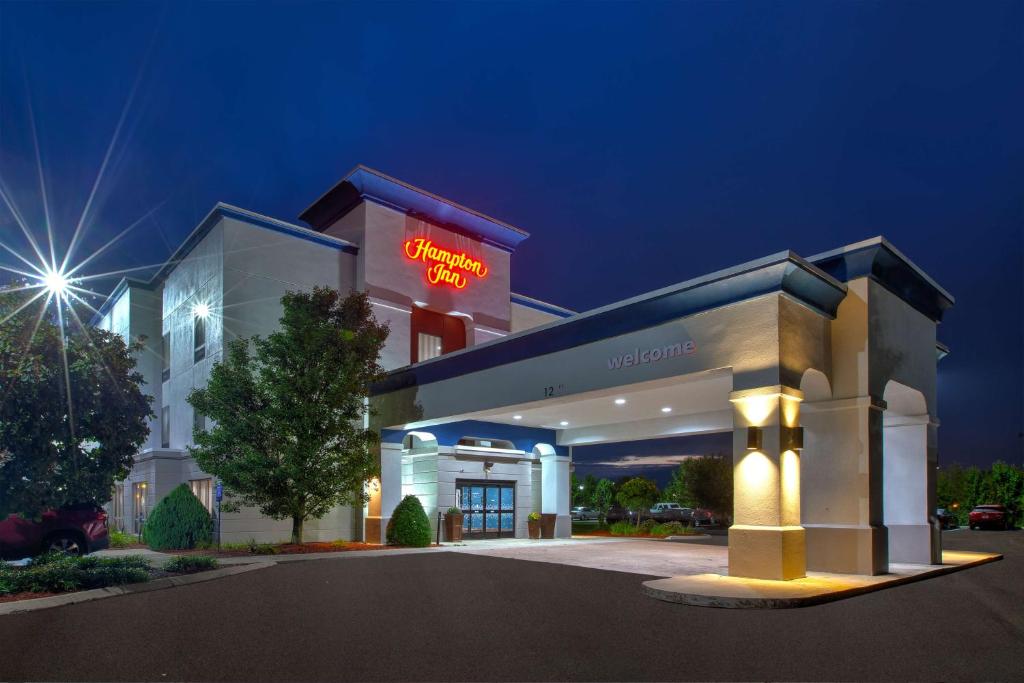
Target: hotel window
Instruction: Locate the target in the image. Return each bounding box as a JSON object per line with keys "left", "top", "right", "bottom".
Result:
{"left": 132, "top": 481, "right": 148, "bottom": 532}
{"left": 193, "top": 315, "right": 206, "bottom": 363}
{"left": 112, "top": 484, "right": 124, "bottom": 531}
{"left": 417, "top": 333, "right": 443, "bottom": 362}
{"left": 161, "top": 406, "right": 170, "bottom": 448}
{"left": 190, "top": 478, "right": 213, "bottom": 513}
{"left": 161, "top": 332, "right": 170, "bottom": 382}
{"left": 410, "top": 307, "right": 466, "bottom": 363}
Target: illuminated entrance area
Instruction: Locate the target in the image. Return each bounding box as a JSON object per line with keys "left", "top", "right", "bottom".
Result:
{"left": 457, "top": 480, "right": 515, "bottom": 538}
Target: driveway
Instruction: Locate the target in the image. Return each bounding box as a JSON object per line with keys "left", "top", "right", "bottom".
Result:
{"left": 451, "top": 536, "right": 728, "bottom": 577}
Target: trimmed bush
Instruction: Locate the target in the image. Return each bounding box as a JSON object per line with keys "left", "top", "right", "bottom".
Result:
{"left": 386, "top": 495, "right": 432, "bottom": 547}
{"left": 143, "top": 484, "right": 213, "bottom": 550}
{"left": 638, "top": 518, "right": 658, "bottom": 533}
{"left": 0, "top": 553, "right": 150, "bottom": 595}
{"left": 108, "top": 528, "right": 137, "bottom": 548}
{"left": 608, "top": 521, "right": 637, "bottom": 536}
{"left": 163, "top": 555, "right": 218, "bottom": 572}
{"left": 651, "top": 521, "right": 688, "bottom": 536}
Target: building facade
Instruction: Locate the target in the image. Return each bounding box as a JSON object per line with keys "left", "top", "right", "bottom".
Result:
{"left": 96, "top": 165, "right": 953, "bottom": 581}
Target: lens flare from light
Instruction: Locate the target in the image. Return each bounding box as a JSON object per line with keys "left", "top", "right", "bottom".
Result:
{"left": 193, "top": 301, "right": 210, "bottom": 318}
{"left": 41, "top": 268, "right": 70, "bottom": 297}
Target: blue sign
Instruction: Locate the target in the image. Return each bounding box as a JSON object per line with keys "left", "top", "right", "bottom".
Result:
{"left": 215, "top": 483, "right": 223, "bottom": 502}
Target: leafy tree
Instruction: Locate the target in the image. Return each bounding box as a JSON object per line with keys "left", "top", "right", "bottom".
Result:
{"left": 143, "top": 484, "right": 213, "bottom": 550}
{"left": 684, "top": 454, "right": 733, "bottom": 520}
{"left": 188, "top": 288, "right": 388, "bottom": 543}
{"left": 616, "top": 477, "right": 659, "bottom": 527}
{"left": 0, "top": 288, "right": 152, "bottom": 518}
{"left": 593, "top": 478, "right": 616, "bottom": 524}
{"left": 663, "top": 461, "right": 699, "bottom": 508}
{"left": 937, "top": 462, "right": 1024, "bottom": 526}
{"left": 571, "top": 473, "right": 599, "bottom": 506}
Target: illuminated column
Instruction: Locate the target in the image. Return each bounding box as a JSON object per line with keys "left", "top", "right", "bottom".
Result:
{"left": 539, "top": 447, "right": 571, "bottom": 538}
{"left": 729, "top": 386, "right": 806, "bottom": 580}
{"left": 365, "top": 442, "right": 403, "bottom": 544}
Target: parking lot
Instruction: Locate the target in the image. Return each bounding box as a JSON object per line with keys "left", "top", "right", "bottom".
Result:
{"left": 0, "top": 529, "right": 1019, "bottom": 681}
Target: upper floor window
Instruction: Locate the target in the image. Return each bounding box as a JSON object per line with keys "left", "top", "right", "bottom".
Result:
{"left": 193, "top": 409, "right": 205, "bottom": 437}
{"left": 410, "top": 307, "right": 466, "bottom": 363}
{"left": 193, "top": 315, "right": 206, "bottom": 363}
{"left": 161, "top": 333, "right": 170, "bottom": 382}
{"left": 161, "top": 406, "right": 170, "bottom": 449}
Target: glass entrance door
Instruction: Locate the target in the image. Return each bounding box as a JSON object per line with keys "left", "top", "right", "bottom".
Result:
{"left": 457, "top": 480, "right": 515, "bottom": 539}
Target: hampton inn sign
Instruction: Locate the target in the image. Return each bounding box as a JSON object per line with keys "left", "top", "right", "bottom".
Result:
{"left": 403, "top": 237, "right": 489, "bottom": 289}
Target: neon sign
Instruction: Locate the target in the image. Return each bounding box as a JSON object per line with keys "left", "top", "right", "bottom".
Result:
{"left": 403, "top": 238, "right": 489, "bottom": 290}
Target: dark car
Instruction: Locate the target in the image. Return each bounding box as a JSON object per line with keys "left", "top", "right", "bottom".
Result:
{"left": 968, "top": 504, "right": 1010, "bottom": 530}
{"left": 0, "top": 503, "right": 110, "bottom": 560}
{"left": 571, "top": 506, "right": 600, "bottom": 521}
{"left": 604, "top": 506, "right": 634, "bottom": 523}
{"left": 690, "top": 508, "right": 717, "bottom": 528}
{"left": 935, "top": 508, "right": 958, "bottom": 530}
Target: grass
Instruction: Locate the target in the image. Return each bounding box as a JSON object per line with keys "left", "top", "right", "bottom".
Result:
{"left": 108, "top": 528, "right": 139, "bottom": 548}
{"left": 573, "top": 520, "right": 703, "bottom": 537}
{"left": 0, "top": 553, "right": 151, "bottom": 595}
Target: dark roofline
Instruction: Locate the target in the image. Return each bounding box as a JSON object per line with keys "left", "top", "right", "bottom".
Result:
{"left": 807, "top": 236, "right": 954, "bottom": 322}
{"left": 299, "top": 165, "right": 531, "bottom": 252}
{"left": 90, "top": 203, "right": 358, "bottom": 326}
{"left": 371, "top": 250, "right": 847, "bottom": 395}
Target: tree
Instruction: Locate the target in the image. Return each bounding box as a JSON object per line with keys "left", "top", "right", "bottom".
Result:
{"left": 571, "top": 473, "right": 598, "bottom": 506}
{"left": 0, "top": 288, "right": 152, "bottom": 518}
{"left": 663, "top": 461, "right": 698, "bottom": 508}
{"left": 685, "top": 454, "right": 733, "bottom": 520}
{"left": 593, "top": 478, "right": 615, "bottom": 524}
{"left": 616, "top": 477, "right": 659, "bottom": 527}
{"left": 187, "top": 287, "right": 388, "bottom": 543}
{"left": 143, "top": 484, "right": 213, "bottom": 550}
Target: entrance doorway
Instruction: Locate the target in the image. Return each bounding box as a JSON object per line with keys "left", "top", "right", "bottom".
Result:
{"left": 457, "top": 480, "right": 515, "bottom": 538}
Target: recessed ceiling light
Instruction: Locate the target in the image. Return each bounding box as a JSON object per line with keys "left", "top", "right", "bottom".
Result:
{"left": 512, "top": 415, "right": 523, "bottom": 420}
{"left": 661, "top": 406, "right": 672, "bottom": 413}
{"left": 559, "top": 420, "right": 569, "bottom": 426}
{"left": 614, "top": 398, "right": 627, "bottom": 405}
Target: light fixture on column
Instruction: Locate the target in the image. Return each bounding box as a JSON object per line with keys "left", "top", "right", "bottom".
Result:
{"left": 746, "top": 426, "right": 763, "bottom": 450}
{"left": 483, "top": 461, "right": 494, "bottom": 472}
{"left": 781, "top": 426, "right": 804, "bottom": 451}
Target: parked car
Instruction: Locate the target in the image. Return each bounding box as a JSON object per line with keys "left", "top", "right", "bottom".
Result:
{"left": 689, "top": 508, "right": 717, "bottom": 528}
{"left": 649, "top": 502, "right": 691, "bottom": 523}
{"left": 571, "top": 506, "right": 600, "bottom": 521}
{"left": 0, "top": 503, "right": 109, "bottom": 560}
{"left": 935, "top": 508, "right": 958, "bottom": 530}
{"left": 604, "top": 506, "right": 633, "bottom": 523}
{"left": 968, "top": 504, "right": 1010, "bottom": 530}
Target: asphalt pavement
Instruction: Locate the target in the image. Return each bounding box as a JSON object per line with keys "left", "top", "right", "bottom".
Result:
{"left": 0, "top": 529, "right": 1020, "bottom": 681}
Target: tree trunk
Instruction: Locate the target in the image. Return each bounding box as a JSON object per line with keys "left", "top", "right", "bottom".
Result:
{"left": 291, "top": 515, "right": 303, "bottom": 544}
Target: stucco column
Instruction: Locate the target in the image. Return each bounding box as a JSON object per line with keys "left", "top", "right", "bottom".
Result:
{"left": 728, "top": 386, "right": 806, "bottom": 580}
{"left": 800, "top": 396, "right": 889, "bottom": 575}
{"left": 883, "top": 414, "right": 937, "bottom": 564}
{"left": 365, "top": 442, "right": 403, "bottom": 544}
{"left": 540, "top": 451, "right": 571, "bottom": 538}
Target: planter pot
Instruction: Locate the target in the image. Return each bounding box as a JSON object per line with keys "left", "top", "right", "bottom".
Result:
{"left": 540, "top": 513, "right": 557, "bottom": 539}
{"left": 444, "top": 513, "right": 464, "bottom": 542}
{"left": 527, "top": 519, "right": 542, "bottom": 539}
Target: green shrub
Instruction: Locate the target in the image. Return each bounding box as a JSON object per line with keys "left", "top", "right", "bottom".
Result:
{"left": 164, "top": 555, "right": 218, "bottom": 572}
{"left": 0, "top": 554, "right": 151, "bottom": 595}
{"left": 638, "top": 518, "right": 658, "bottom": 533}
{"left": 446, "top": 506, "right": 462, "bottom": 515}
{"left": 143, "top": 484, "right": 213, "bottom": 550}
{"left": 608, "top": 521, "right": 637, "bottom": 536}
{"left": 386, "top": 495, "right": 432, "bottom": 547}
{"left": 108, "top": 528, "right": 137, "bottom": 548}
{"left": 650, "top": 521, "right": 689, "bottom": 536}
{"left": 248, "top": 540, "right": 279, "bottom": 555}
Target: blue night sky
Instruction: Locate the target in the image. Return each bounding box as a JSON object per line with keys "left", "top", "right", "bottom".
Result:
{"left": 0, "top": 1, "right": 1021, "bottom": 484}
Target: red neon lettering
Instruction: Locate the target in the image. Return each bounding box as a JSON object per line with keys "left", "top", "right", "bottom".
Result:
{"left": 403, "top": 238, "right": 488, "bottom": 289}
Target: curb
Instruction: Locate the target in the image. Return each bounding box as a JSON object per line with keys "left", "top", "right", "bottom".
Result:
{"left": 0, "top": 561, "right": 274, "bottom": 616}
{"left": 664, "top": 535, "right": 713, "bottom": 543}
{"left": 642, "top": 552, "right": 1003, "bottom": 608}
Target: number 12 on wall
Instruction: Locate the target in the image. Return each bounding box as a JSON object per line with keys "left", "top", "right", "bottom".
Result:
{"left": 543, "top": 384, "right": 565, "bottom": 398}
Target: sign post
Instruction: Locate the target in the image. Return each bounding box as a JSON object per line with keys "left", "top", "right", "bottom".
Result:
{"left": 215, "top": 482, "right": 223, "bottom": 549}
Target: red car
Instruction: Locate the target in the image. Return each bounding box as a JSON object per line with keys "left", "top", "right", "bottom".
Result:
{"left": 0, "top": 503, "right": 110, "bottom": 560}
{"left": 968, "top": 504, "right": 1011, "bottom": 530}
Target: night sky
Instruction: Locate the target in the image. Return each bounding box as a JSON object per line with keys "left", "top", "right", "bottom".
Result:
{"left": 0, "top": 2, "right": 1020, "bottom": 483}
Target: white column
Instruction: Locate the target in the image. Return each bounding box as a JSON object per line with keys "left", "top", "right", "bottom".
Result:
{"left": 540, "top": 449, "right": 571, "bottom": 538}
{"left": 883, "top": 415, "right": 934, "bottom": 564}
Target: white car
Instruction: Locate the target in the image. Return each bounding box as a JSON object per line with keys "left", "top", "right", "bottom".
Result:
{"left": 571, "top": 506, "right": 600, "bottom": 521}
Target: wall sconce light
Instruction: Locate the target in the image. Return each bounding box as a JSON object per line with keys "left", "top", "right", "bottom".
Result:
{"left": 781, "top": 426, "right": 804, "bottom": 451}
{"left": 746, "top": 426, "right": 763, "bottom": 450}
{"left": 483, "top": 461, "right": 494, "bottom": 472}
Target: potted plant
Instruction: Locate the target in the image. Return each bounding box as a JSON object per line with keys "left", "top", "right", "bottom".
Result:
{"left": 540, "top": 513, "right": 557, "bottom": 539}
{"left": 527, "top": 512, "right": 542, "bottom": 539}
{"left": 443, "top": 506, "right": 464, "bottom": 542}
